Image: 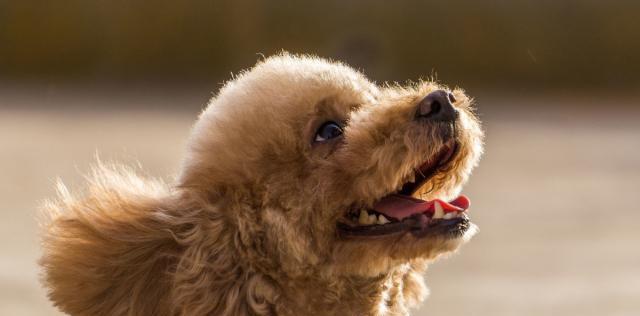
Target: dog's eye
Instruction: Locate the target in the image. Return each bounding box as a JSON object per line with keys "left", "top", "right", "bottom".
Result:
{"left": 314, "top": 122, "right": 343, "bottom": 142}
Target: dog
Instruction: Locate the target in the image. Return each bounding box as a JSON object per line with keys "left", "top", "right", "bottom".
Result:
{"left": 40, "top": 53, "right": 484, "bottom": 315}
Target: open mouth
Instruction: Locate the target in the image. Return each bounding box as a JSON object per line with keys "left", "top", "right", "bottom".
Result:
{"left": 337, "top": 140, "right": 471, "bottom": 239}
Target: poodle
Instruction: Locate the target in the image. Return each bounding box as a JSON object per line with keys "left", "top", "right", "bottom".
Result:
{"left": 40, "top": 53, "right": 484, "bottom": 316}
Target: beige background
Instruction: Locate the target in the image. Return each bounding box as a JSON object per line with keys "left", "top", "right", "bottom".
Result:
{"left": 1, "top": 88, "right": 638, "bottom": 315}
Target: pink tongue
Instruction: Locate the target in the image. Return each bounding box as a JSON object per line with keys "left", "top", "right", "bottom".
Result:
{"left": 372, "top": 194, "right": 470, "bottom": 220}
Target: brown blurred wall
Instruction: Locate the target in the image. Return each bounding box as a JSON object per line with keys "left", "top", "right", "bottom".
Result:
{"left": 1, "top": 0, "right": 639, "bottom": 91}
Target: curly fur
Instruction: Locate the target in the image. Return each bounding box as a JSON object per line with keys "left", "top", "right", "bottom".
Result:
{"left": 40, "top": 53, "right": 484, "bottom": 316}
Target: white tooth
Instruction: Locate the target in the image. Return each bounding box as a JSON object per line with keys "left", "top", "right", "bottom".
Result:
{"left": 443, "top": 212, "right": 456, "bottom": 220}
{"left": 368, "top": 214, "right": 377, "bottom": 225}
{"left": 359, "top": 210, "right": 369, "bottom": 225}
{"left": 433, "top": 201, "right": 444, "bottom": 219}
{"left": 377, "top": 215, "right": 390, "bottom": 224}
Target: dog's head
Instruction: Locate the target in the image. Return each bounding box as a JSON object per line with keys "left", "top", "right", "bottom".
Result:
{"left": 179, "top": 53, "right": 483, "bottom": 279}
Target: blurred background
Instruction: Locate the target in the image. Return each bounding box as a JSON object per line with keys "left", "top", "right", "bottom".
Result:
{"left": 1, "top": 1, "right": 639, "bottom": 315}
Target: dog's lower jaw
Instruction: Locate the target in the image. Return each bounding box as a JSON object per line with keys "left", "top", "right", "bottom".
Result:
{"left": 272, "top": 263, "right": 429, "bottom": 316}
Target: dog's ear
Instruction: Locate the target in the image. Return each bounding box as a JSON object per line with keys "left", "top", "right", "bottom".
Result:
{"left": 40, "top": 164, "right": 279, "bottom": 315}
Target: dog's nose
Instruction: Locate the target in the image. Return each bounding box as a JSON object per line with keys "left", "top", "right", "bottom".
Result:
{"left": 415, "top": 90, "right": 458, "bottom": 122}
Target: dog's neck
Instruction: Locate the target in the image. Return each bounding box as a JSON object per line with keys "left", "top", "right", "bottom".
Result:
{"left": 171, "top": 199, "right": 430, "bottom": 316}
{"left": 269, "top": 264, "right": 428, "bottom": 316}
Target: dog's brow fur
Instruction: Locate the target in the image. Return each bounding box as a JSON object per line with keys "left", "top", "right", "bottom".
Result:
{"left": 39, "top": 53, "right": 484, "bottom": 316}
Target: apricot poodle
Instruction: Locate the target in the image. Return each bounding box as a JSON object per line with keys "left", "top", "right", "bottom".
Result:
{"left": 40, "top": 53, "right": 484, "bottom": 315}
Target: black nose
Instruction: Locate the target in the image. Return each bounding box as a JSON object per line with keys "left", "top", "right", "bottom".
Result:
{"left": 415, "top": 90, "right": 458, "bottom": 122}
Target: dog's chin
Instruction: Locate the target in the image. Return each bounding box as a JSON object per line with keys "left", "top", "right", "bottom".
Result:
{"left": 331, "top": 224, "right": 477, "bottom": 277}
